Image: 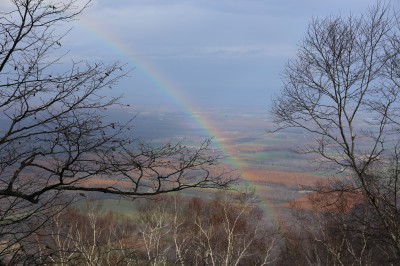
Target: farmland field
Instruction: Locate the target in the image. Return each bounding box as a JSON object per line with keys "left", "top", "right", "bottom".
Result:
{"left": 81, "top": 106, "right": 329, "bottom": 221}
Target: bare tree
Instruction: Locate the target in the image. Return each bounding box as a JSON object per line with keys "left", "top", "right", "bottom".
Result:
{"left": 32, "top": 201, "right": 139, "bottom": 265}
{"left": 271, "top": 2, "right": 400, "bottom": 259}
{"left": 137, "top": 199, "right": 172, "bottom": 266}
{"left": 0, "top": 0, "right": 233, "bottom": 263}
{"left": 280, "top": 189, "right": 393, "bottom": 266}
{"left": 187, "top": 192, "right": 279, "bottom": 266}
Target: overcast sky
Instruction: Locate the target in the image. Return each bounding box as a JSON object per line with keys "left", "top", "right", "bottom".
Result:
{"left": 64, "top": 0, "right": 399, "bottom": 110}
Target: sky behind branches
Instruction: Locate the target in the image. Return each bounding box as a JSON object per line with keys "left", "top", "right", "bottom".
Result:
{"left": 64, "top": 0, "right": 399, "bottom": 110}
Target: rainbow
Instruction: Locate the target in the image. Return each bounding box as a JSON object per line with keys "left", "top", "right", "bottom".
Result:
{"left": 76, "top": 18, "right": 276, "bottom": 222}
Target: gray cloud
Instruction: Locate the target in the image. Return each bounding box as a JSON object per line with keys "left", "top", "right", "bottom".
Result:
{"left": 63, "top": 0, "right": 390, "bottom": 109}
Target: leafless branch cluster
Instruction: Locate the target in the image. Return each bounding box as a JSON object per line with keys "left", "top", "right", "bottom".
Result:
{"left": 272, "top": 2, "right": 400, "bottom": 260}
{"left": 0, "top": 0, "right": 234, "bottom": 263}
{"left": 25, "top": 193, "right": 279, "bottom": 265}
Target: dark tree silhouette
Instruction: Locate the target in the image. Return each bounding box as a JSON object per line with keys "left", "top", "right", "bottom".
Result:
{"left": 0, "top": 0, "right": 233, "bottom": 263}
{"left": 272, "top": 2, "right": 400, "bottom": 259}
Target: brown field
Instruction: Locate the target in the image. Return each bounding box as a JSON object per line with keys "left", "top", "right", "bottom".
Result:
{"left": 229, "top": 145, "right": 276, "bottom": 153}
{"left": 288, "top": 188, "right": 367, "bottom": 213}
{"left": 81, "top": 178, "right": 131, "bottom": 188}
{"left": 241, "top": 168, "right": 322, "bottom": 187}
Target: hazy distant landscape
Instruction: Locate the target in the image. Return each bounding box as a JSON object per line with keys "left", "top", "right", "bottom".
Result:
{"left": 100, "top": 106, "right": 323, "bottom": 219}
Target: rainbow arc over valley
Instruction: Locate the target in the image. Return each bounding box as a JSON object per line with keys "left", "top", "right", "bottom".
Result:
{"left": 76, "top": 18, "right": 276, "bottom": 221}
